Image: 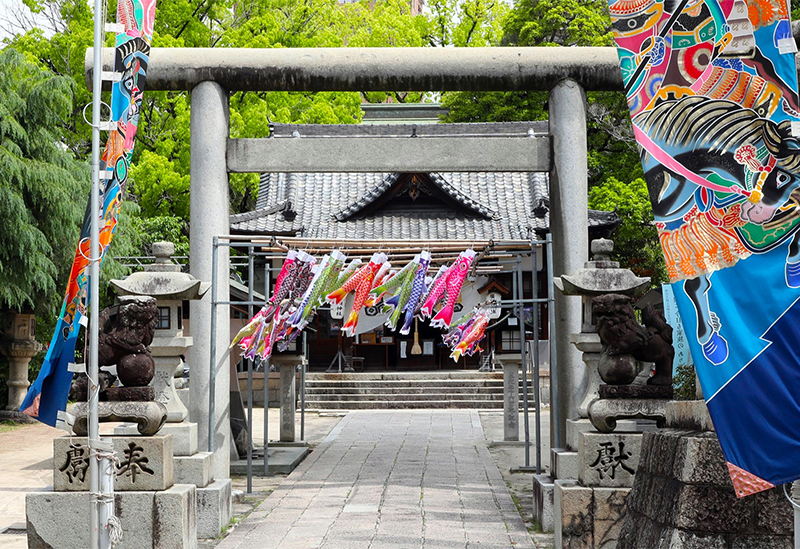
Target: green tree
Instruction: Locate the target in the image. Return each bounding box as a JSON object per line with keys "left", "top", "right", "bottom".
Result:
{"left": 588, "top": 177, "right": 667, "bottom": 284}
{"left": 0, "top": 47, "right": 88, "bottom": 313}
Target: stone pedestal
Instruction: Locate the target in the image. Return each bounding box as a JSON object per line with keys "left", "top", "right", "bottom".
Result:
{"left": 1, "top": 312, "right": 41, "bottom": 414}
{"left": 503, "top": 362, "right": 520, "bottom": 441}
{"left": 554, "top": 425, "right": 651, "bottom": 548}
{"left": 54, "top": 435, "right": 174, "bottom": 492}
{"left": 30, "top": 430, "right": 199, "bottom": 548}
{"left": 26, "top": 485, "right": 197, "bottom": 549}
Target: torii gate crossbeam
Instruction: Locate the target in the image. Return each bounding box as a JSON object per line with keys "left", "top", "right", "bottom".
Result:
{"left": 87, "top": 47, "right": 598, "bottom": 481}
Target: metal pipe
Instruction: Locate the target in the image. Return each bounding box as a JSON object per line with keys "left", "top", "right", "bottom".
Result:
{"left": 531, "top": 241, "right": 542, "bottom": 474}
{"left": 246, "top": 253, "right": 254, "bottom": 493}
{"left": 301, "top": 331, "right": 306, "bottom": 442}
{"left": 85, "top": 47, "right": 626, "bottom": 92}
{"left": 264, "top": 261, "right": 271, "bottom": 476}
{"left": 517, "top": 256, "right": 531, "bottom": 469}
{"left": 88, "top": 0, "right": 103, "bottom": 545}
{"left": 208, "top": 237, "right": 218, "bottom": 453}
{"left": 547, "top": 233, "right": 560, "bottom": 456}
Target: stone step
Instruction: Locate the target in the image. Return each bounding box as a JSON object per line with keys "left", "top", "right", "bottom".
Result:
{"left": 304, "top": 392, "right": 507, "bottom": 402}
{"left": 303, "top": 385, "right": 536, "bottom": 395}
{"left": 305, "top": 399, "right": 514, "bottom": 409}
{"left": 306, "top": 372, "right": 508, "bottom": 381}
{"left": 305, "top": 379, "right": 505, "bottom": 387}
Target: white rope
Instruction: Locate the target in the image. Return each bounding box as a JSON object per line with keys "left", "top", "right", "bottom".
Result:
{"left": 89, "top": 446, "right": 124, "bottom": 547}
{"left": 783, "top": 483, "right": 800, "bottom": 510}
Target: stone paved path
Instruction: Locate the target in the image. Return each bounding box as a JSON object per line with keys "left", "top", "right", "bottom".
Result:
{"left": 220, "top": 410, "right": 536, "bottom": 549}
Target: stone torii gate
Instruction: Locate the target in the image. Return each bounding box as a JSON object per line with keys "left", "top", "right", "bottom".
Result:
{"left": 87, "top": 46, "right": 626, "bottom": 480}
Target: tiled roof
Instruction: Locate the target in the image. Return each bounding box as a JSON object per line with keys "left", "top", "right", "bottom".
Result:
{"left": 232, "top": 171, "right": 619, "bottom": 241}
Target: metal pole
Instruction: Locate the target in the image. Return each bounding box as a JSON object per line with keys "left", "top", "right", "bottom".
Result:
{"left": 208, "top": 237, "right": 218, "bottom": 453}
{"left": 301, "top": 331, "right": 306, "bottom": 442}
{"left": 89, "top": 0, "right": 105, "bottom": 546}
{"left": 246, "top": 252, "right": 254, "bottom": 493}
{"left": 793, "top": 481, "right": 800, "bottom": 549}
{"left": 517, "top": 255, "right": 532, "bottom": 469}
{"left": 531, "top": 241, "right": 542, "bottom": 474}
{"left": 263, "top": 262, "right": 271, "bottom": 476}
{"left": 547, "top": 233, "right": 560, "bottom": 455}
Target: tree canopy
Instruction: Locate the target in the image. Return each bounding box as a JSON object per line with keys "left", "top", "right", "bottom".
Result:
{"left": 442, "top": 0, "right": 661, "bottom": 282}
{"left": 0, "top": 47, "right": 87, "bottom": 313}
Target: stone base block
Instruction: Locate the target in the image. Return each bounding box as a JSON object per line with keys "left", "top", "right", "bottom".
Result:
{"left": 54, "top": 435, "right": 173, "bottom": 492}
{"left": 566, "top": 418, "right": 639, "bottom": 451}
{"left": 26, "top": 486, "right": 197, "bottom": 549}
{"left": 552, "top": 448, "right": 579, "bottom": 480}
{"left": 116, "top": 421, "right": 198, "bottom": 456}
{"left": 555, "top": 480, "right": 629, "bottom": 549}
{"left": 579, "top": 431, "right": 642, "bottom": 488}
{"left": 155, "top": 484, "right": 197, "bottom": 548}
{"left": 196, "top": 479, "right": 232, "bottom": 539}
{"left": 174, "top": 452, "right": 213, "bottom": 487}
{"left": 533, "top": 473, "right": 554, "bottom": 533}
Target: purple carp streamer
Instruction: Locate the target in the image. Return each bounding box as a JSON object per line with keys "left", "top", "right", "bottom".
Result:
{"left": 232, "top": 248, "right": 480, "bottom": 362}
{"left": 608, "top": 0, "right": 800, "bottom": 495}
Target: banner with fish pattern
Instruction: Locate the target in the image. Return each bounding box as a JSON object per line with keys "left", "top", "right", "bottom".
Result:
{"left": 20, "top": 0, "right": 156, "bottom": 426}
{"left": 608, "top": 0, "right": 800, "bottom": 496}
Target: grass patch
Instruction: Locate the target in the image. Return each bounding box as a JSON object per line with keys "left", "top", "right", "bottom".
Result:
{"left": 0, "top": 421, "right": 24, "bottom": 434}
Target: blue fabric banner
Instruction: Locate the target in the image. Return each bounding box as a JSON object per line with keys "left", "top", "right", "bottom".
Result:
{"left": 608, "top": 0, "right": 800, "bottom": 496}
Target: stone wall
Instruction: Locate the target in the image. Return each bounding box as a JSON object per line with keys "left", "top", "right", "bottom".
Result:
{"left": 617, "top": 429, "right": 792, "bottom": 549}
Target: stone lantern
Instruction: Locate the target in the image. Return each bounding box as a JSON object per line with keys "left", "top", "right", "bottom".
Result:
{"left": 0, "top": 312, "right": 42, "bottom": 421}
{"left": 554, "top": 238, "right": 651, "bottom": 417}
{"left": 111, "top": 241, "right": 209, "bottom": 422}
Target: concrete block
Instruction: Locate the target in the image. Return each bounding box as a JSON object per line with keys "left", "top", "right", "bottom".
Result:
{"left": 593, "top": 487, "right": 629, "bottom": 549}
{"left": 533, "top": 473, "right": 555, "bottom": 533}
{"left": 579, "top": 431, "right": 642, "bottom": 488}
{"left": 552, "top": 448, "right": 579, "bottom": 480}
{"left": 174, "top": 451, "right": 213, "bottom": 487}
{"left": 555, "top": 480, "right": 593, "bottom": 549}
{"left": 154, "top": 484, "right": 197, "bottom": 549}
{"left": 54, "top": 435, "right": 174, "bottom": 492}
{"left": 116, "top": 421, "right": 198, "bottom": 456}
{"left": 26, "top": 490, "right": 164, "bottom": 549}
{"left": 196, "top": 478, "right": 232, "bottom": 538}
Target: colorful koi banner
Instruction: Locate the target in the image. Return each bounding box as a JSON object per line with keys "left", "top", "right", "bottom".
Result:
{"left": 20, "top": 0, "right": 156, "bottom": 426}
{"left": 608, "top": 0, "right": 800, "bottom": 495}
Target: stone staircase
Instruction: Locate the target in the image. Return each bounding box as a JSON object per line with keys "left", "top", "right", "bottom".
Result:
{"left": 303, "top": 371, "right": 549, "bottom": 410}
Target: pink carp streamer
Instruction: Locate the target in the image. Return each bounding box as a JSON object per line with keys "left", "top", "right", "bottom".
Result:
{"left": 231, "top": 248, "right": 480, "bottom": 360}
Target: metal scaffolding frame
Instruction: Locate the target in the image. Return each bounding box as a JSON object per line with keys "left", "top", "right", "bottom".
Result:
{"left": 208, "top": 234, "right": 556, "bottom": 490}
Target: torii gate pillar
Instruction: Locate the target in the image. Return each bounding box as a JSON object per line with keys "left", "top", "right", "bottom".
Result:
{"left": 548, "top": 79, "right": 589, "bottom": 449}
{"left": 189, "top": 80, "right": 232, "bottom": 481}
